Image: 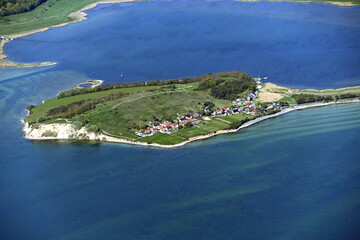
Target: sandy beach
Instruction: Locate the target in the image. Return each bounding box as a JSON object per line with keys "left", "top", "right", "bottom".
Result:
{"left": 258, "top": 83, "right": 294, "bottom": 102}
{"left": 23, "top": 99, "right": 360, "bottom": 148}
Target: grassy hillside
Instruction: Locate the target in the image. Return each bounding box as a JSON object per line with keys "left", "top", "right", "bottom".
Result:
{"left": 0, "top": 0, "right": 99, "bottom": 35}
{"left": 25, "top": 72, "right": 256, "bottom": 142}
{"left": 25, "top": 72, "right": 360, "bottom": 145}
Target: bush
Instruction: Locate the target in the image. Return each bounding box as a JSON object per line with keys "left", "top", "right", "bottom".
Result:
{"left": 229, "top": 118, "right": 249, "bottom": 129}
{"left": 41, "top": 130, "right": 58, "bottom": 138}
{"left": 184, "top": 122, "right": 193, "bottom": 128}
{"left": 72, "top": 121, "right": 83, "bottom": 130}
{"left": 87, "top": 125, "right": 100, "bottom": 133}
{"left": 26, "top": 105, "right": 36, "bottom": 114}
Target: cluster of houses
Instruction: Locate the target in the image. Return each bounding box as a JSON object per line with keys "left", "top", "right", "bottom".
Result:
{"left": 137, "top": 121, "right": 179, "bottom": 136}
{"left": 135, "top": 76, "right": 283, "bottom": 137}
{"left": 135, "top": 114, "right": 211, "bottom": 137}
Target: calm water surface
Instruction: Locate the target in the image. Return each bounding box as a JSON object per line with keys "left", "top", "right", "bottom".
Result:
{"left": 1, "top": 1, "right": 360, "bottom": 239}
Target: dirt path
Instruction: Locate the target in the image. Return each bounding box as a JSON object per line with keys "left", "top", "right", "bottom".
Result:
{"left": 215, "top": 118, "right": 231, "bottom": 124}
{"left": 111, "top": 90, "right": 185, "bottom": 109}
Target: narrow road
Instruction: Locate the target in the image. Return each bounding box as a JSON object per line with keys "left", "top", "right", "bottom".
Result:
{"left": 215, "top": 118, "right": 231, "bottom": 124}
{"left": 111, "top": 90, "right": 185, "bottom": 110}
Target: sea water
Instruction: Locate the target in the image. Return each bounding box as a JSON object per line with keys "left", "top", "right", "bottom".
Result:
{"left": 0, "top": 1, "right": 360, "bottom": 239}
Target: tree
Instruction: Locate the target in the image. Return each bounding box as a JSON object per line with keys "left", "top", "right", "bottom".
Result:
{"left": 204, "top": 101, "right": 215, "bottom": 109}
{"left": 0, "top": 0, "right": 48, "bottom": 17}
{"left": 88, "top": 125, "right": 100, "bottom": 133}
{"left": 72, "top": 121, "right": 83, "bottom": 130}
{"left": 138, "top": 120, "right": 147, "bottom": 130}
{"left": 184, "top": 122, "right": 193, "bottom": 128}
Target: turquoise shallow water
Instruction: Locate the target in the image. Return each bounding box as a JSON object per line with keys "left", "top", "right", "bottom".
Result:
{"left": 0, "top": 1, "right": 360, "bottom": 239}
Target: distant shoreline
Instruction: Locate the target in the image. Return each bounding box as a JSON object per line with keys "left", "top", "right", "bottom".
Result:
{"left": 1, "top": 0, "right": 359, "bottom": 68}
{"left": 0, "top": 0, "right": 140, "bottom": 68}
{"left": 236, "top": 0, "right": 357, "bottom": 7}
{"left": 23, "top": 100, "right": 360, "bottom": 148}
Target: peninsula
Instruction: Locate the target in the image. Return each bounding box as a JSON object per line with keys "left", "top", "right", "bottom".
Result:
{"left": 23, "top": 71, "right": 360, "bottom": 147}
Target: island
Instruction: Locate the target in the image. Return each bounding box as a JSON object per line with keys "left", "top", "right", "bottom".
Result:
{"left": 22, "top": 71, "right": 360, "bottom": 147}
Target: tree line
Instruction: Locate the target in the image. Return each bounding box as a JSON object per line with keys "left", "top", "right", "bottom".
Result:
{"left": 292, "top": 93, "right": 360, "bottom": 104}
{"left": 0, "top": 0, "right": 49, "bottom": 17}
{"left": 39, "top": 92, "right": 127, "bottom": 121}
{"left": 46, "top": 100, "right": 96, "bottom": 119}
{"left": 57, "top": 77, "right": 199, "bottom": 99}
{"left": 57, "top": 71, "right": 253, "bottom": 99}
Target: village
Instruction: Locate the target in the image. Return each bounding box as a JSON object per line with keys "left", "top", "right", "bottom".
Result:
{"left": 135, "top": 77, "right": 285, "bottom": 137}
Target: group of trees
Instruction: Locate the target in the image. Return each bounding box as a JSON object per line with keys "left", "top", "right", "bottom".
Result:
{"left": 0, "top": 0, "right": 48, "bottom": 17}
{"left": 195, "top": 72, "right": 256, "bottom": 100}
{"left": 228, "top": 118, "right": 250, "bottom": 130}
{"left": 46, "top": 100, "right": 96, "bottom": 118}
{"left": 334, "top": 93, "right": 360, "bottom": 100}
{"left": 292, "top": 93, "right": 360, "bottom": 104}
{"left": 292, "top": 94, "right": 333, "bottom": 104}
{"left": 203, "top": 101, "right": 215, "bottom": 109}
{"left": 46, "top": 92, "right": 127, "bottom": 119}
{"left": 210, "top": 79, "right": 256, "bottom": 100}
{"left": 196, "top": 78, "right": 225, "bottom": 91}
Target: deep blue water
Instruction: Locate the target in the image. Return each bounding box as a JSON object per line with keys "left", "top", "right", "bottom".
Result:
{"left": 1, "top": 1, "right": 360, "bottom": 239}
{"left": 3, "top": 0, "right": 360, "bottom": 88}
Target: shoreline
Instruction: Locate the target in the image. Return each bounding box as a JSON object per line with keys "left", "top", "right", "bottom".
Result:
{"left": 76, "top": 80, "right": 104, "bottom": 89}
{"left": 1, "top": 0, "right": 359, "bottom": 68}
{"left": 0, "top": 0, "right": 140, "bottom": 68}
{"left": 22, "top": 99, "right": 360, "bottom": 148}
{"left": 236, "top": 0, "right": 358, "bottom": 7}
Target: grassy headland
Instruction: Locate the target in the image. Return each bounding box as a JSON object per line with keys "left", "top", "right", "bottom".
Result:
{"left": 23, "top": 71, "right": 360, "bottom": 146}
